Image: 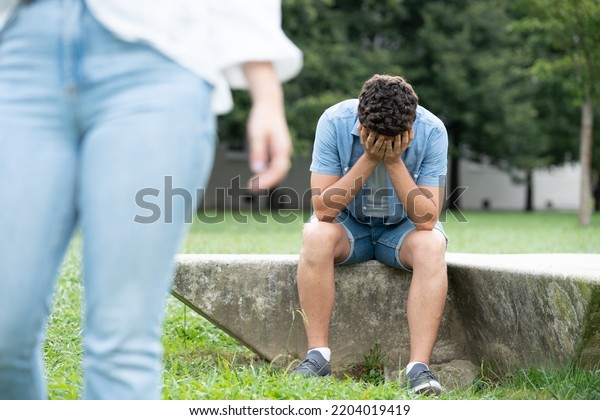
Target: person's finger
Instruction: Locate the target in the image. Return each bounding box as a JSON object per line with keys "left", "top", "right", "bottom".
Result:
{"left": 248, "top": 154, "right": 291, "bottom": 191}
{"left": 390, "top": 137, "right": 400, "bottom": 157}
{"left": 366, "top": 130, "right": 378, "bottom": 148}
{"left": 248, "top": 128, "right": 269, "bottom": 174}
{"left": 360, "top": 125, "right": 368, "bottom": 138}
{"left": 359, "top": 126, "right": 369, "bottom": 147}
{"left": 405, "top": 131, "right": 412, "bottom": 146}
{"left": 247, "top": 130, "right": 292, "bottom": 191}
{"left": 359, "top": 125, "right": 367, "bottom": 139}
{"left": 376, "top": 137, "right": 387, "bottom": 153}
{"left": 381, "top": 140, "right": 388, "bottom": 156}
{"left": 398, "top": 131, "right": 405, "bottom": 148}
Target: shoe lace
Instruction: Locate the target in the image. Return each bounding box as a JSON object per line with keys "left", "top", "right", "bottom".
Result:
{"left": 298, "top": 356, "right": 323, "bottom": 372}
{"left": 414, "top": 370, "right": 437, "bottom": 381}
{"left": 407, "top": 369, "right": 438, "bottom": 388}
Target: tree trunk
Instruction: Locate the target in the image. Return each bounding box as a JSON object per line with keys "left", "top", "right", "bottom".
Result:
{"left": 448, "top": 153, "right": 461, "bottom": 210}
{"left": 578, "top": 97, "right": 593, "bottom": 226}
{"left": 594, "top": 170, "right": 600, "bottom": 212}
{"left": 525, "top": 169, "right": 534, "bottom": 212}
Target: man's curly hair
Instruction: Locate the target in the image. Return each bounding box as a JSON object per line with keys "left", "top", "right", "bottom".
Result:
{"left": 357, "top": 74, "right": 418, "bottom": 136}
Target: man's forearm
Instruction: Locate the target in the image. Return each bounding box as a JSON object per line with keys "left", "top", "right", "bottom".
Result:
{"left": 312, "top": 155, "right": 379, "bottom": 222}
{"left": 386, "top": 160, "right": 439, "bottom": 230}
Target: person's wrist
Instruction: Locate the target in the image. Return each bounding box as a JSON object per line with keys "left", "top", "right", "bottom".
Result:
{"left": 384, "top": 157, "right": 404, "bottom": 170}
{"left": 362, "top": 152, "right": 380, "bottom": 164}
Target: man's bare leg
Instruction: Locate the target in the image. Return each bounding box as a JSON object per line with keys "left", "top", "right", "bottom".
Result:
{"left": 296, "top": 219, "right": 351, "bottom": 350}
{"left": 399, "top": 229, "right": 448, "bottom": 366}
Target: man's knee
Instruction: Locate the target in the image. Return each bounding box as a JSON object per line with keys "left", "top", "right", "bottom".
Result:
{"left": 301, "top": 220, "right": 344, "bottom": 259}
{"left": 302, "top": 219, "right": 340, "bottom": 244}
{"left": 401, "top": 229, "right": 446, "bottom": 266}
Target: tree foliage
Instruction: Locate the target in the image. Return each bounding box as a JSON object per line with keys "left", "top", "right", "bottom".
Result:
{"left": 217, "top": 0, "right": 599, "bottom": 215}
{"left": 515, "top": 0, "right": 600, "bottom": 223}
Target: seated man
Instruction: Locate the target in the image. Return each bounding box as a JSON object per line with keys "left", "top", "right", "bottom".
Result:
{"left": 291, "top": 74, "right": 448, "bottom": 395}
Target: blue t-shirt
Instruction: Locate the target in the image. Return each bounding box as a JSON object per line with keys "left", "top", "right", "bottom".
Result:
{"left": 310, "top": 99, "right": 448, "bottom": 224}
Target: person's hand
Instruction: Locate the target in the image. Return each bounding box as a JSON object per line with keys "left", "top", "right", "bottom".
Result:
{"left": 359, "top": 124, "right": 387, "bottom": 163}
{"left": 383, "top": 130, "right": 413, "bottom": 166}
{"left": 246, "top": 102, "right": 292, "bottom": 191}
{"left": 243, "top": 62, "right": 292, "bottom": 191}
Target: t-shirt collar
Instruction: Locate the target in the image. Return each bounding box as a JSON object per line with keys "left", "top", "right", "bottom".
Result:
{"left": 351, "top": 119, "right": 361, "bottom": 137}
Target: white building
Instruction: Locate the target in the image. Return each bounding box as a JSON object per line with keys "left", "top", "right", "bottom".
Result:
{"left": 457, "top": 160, "right": 580, "bottom": 211}
{"left": 203, "top": 143, "right": 581, "bottom": 212}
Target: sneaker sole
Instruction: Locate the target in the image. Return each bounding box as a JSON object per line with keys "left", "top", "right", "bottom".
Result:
{"left": 410, "top": 380, "right": 443, "bottom": 395}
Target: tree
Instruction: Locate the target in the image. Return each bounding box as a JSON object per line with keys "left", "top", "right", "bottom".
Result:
{"left": 218, "top": 0, "right": 597, "bottom": 217}
{"left": 219, "top": 0, "right": 414, "bottom": 156}
{"left": 516, "top": 0, "right": 600, "bottom": 225}
{"left": 385, "top": 0, "right": 548, "bottom": 210}
{"left": 282, "top": 0, "right": 414, "bottom": 152}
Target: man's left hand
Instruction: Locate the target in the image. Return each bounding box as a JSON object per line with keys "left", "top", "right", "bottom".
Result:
{"left": 383, "top": 130, "right": 413, "bottom": 165}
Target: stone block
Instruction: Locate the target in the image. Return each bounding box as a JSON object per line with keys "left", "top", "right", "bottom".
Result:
{"left": 446, "top": 253, "right": 600, "bottom": 371}
{"left": 172, "top": 254, "right": 468, "bottom": 371}
{"left": 171, "top": 253, "right": 600, "bottom": 374}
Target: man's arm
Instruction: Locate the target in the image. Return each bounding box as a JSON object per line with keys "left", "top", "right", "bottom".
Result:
{"left": 386, "top": 162, "right": 443, "bottom": 230}
{"left": 312, "top": 126, "right": 384, "bottom": 222}
{"left": 383, "top": 131, "right": 444, "bottom": 230}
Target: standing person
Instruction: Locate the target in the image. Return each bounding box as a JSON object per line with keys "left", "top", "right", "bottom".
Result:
{"left": 0, "top": 0, "right": 302, "bottom": 399}
{"left": 291, "top": 74, "right": 448, "bottom": 395}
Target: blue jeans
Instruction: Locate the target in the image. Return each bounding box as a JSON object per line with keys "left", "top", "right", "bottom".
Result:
{"left": 0, "top": 0, "right": 216, "bottom": 399}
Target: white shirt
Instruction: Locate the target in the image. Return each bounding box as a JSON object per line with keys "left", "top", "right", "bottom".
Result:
{"left": 0, "top": 0, "right": 303, "bottom": 114}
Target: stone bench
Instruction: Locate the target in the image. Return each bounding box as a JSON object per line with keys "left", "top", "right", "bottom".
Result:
{"left": 171, "top": 253, "right": 600, "bottom": 374}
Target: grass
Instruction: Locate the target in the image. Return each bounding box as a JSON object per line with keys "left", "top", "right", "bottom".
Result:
{"left": 442, "top": 211, "right": 600, "bottom": 253}
{"left": 44, "top": 210, "right": 600, "bottom": 400}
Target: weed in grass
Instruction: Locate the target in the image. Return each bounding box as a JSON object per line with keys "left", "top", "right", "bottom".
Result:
{"left": 278, "top": 308, "right": 308, "bottom": 373}
{"left": 360, "top": 341, "right": 389, "bottom": 385}
{"left": 339, "top": 341, "right": 390, "bottom": 385}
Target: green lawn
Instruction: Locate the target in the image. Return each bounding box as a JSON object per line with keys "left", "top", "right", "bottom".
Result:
{"left": 183, "top": 209, "right": 600, "bottom": 255}
{"left": 442, "top": 211, "right": 600, "bottom": 254}
{"left": 45, "top": 211, "right": 600, "bottom": 399}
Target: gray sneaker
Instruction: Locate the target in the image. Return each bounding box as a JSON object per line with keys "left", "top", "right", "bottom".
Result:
{"left": 290, "top": 351, "right": 332, "bottom": 377}
{"left": 404, "top": 363, "right": 443, "bottom": 395}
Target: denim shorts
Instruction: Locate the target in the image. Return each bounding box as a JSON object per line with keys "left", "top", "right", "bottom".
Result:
{"left": 327, "top": 211, "right": 447, "bottom": 272}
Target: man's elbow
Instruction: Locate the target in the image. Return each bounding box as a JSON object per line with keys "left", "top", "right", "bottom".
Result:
{"left": 312, "top": 198, "right": 345, "bottom": 222}
{"left": 314, "top": 207, "right": 339, "bottom": 223}
{"left": 412, "top": 213, "right": 438, "bottom": 231}
{"left": 414, "top": 222, "right": 436, "bottom": 231}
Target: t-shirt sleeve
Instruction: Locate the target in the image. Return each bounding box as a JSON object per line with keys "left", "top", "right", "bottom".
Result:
{"left": 417, "top": 125, "right": 448, "bottom": 187}
{"left": 309, "top": 113, "right": 343, "bottom": 176}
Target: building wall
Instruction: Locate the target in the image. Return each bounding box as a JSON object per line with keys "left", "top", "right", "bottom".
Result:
{"left": 201, "top": 143, "right": 312, "bottom": 211}
{"left": 533, "top": 163, "right": 580, "bottom": 211}
{"left": 457, "top": 160, "right": 526, "bottom": 211}
{"left": 203, "top": 143, "right": 581, "bottom": 212}
{"left": 456, "top": 160, "right": 580, "bottom": 211}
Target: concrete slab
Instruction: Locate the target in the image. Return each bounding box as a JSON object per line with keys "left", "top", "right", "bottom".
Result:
{"left": 446, "top": 253, "right": 600, "bottom": 281}
{"left": 172, "top": 254, "right": 468, "bottom": 371}
{"left": 446, "top": 253, "right": 600, "bottom": 371}
{"left": 171, "top": 253, "right": 600, "bottom": 373}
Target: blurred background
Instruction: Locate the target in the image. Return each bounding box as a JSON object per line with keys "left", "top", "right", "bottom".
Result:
{"left": 209, "top": 0, "right": 599, "bottom": 226}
